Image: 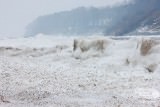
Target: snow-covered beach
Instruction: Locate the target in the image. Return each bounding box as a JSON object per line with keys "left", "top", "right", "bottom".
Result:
{"left": 0, "top": 35, "right": 160, "bottom": 107}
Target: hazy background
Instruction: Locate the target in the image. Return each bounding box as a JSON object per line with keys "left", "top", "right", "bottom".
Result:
{"left": 0, "top": 0, "right": 131, "bottom": 37}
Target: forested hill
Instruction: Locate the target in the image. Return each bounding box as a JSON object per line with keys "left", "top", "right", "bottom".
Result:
{"left": 26, "top": 0, "right": 160, "bottom": 36}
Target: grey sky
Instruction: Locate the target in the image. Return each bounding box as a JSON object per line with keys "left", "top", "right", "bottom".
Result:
{"left": 0, "top": 0, "right": 131, "bottom": 37}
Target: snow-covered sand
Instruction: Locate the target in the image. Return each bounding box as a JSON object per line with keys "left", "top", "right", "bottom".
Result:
{"left": 0, "top": 35, "right": 160, "bottom": 107}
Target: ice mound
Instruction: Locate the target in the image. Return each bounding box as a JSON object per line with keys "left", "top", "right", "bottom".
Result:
{"left": 0, "top": 35, "right": 160, "bottom": 107}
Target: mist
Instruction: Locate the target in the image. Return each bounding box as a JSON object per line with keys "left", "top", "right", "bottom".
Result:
{"left": 0, "top": 0, "right": 131, "bottom": 37}
{"left": 26, "top": 0, "right": 160, "bottom": 36}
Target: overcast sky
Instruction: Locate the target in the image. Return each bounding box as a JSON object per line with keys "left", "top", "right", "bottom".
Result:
{"left": 0, "top": 0, "right": 131, "bottom": 37}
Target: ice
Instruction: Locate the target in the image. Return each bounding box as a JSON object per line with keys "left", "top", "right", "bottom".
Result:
{"left": 0, "top": 35, "right": 160, "bottom": 107}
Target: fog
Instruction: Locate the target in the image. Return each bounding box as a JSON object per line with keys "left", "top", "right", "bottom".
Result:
{"left": 26, "top": 0, "right": 160, "bottom": 36}
{"left": 0, "top": 0, "right": 131, "bottom": 37}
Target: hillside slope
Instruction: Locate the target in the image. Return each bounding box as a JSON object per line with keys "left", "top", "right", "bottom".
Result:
{"left": 26, "top": 0, "right": 160, "bottom": 36}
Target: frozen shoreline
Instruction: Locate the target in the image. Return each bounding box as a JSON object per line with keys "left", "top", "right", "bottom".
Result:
{"left": 0, "top": 36, "right": 160, "bottom": 107}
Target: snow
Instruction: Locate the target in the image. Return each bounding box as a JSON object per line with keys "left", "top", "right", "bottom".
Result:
{"left": 0, "top": 35, "right": 160, "bottom": 107}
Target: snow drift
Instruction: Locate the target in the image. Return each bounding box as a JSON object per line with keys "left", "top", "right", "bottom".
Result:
{"left": 0, "top": 35, "right": 160, "bottom": 107}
